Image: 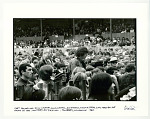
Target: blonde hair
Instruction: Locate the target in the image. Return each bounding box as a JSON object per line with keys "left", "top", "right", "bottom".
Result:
{"left": 71, "top": 67, "right": 86, "bottom": 80}
{"left": 72, "top": 72, "right": 87, "bottom": 90}
{"left": 73, "top": 72, "right": 87, "bottom": 83}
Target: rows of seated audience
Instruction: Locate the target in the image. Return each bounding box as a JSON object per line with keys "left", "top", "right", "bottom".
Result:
{"left": 14, "top": 19, "right": 135, "bottom": 38}
{"left": 14, "top": 35, "right": 135, "bottom": 49}
{"left": 14, "top": 45, "right": 136, "bottom": 101}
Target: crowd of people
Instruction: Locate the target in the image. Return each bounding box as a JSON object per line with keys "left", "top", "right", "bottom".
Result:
{"left": 14, "top": 19, "right": 136, "bottom": 101}
{"left": 14, "top": 43, "right": 136, "bottom": 101}
{"left": 14, "top": 19, "right": 135, "bottom": 38}
{"left": 14, "top": 35, "right": 135, "bottom": 49}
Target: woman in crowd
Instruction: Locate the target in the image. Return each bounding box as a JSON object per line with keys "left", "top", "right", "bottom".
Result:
{"left": 58, "top": 86, "right": 82, "bottom": 100}
{"left": 70, "top": 67, "right": 86, "bottom": 81}
{"left": 72, "top": 72, "right": 88, "bottom": 100}
{"left": 88, "top": 72, "right": 115, "bottom": 101}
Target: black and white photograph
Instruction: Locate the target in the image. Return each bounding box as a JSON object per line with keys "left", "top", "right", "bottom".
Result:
{"left": 13, "top": 18, "right": 137, "bottom": 101}
{"left": 1, "top": 0, "right": 149, "bottom": 118}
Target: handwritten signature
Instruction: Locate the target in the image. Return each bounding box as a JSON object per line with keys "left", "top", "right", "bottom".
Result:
{"left": 124, "top": 105, "right": 135, "bottom": 110}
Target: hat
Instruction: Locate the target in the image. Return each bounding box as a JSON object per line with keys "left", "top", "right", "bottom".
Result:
{"left": 90, "top": 61, "right": 103, "bottom": 68}
{"left": 110, "top": 57, "right": 117, "bottom": 62}
{"left": 39, "top": 65, "right": 53, "bottom": 81}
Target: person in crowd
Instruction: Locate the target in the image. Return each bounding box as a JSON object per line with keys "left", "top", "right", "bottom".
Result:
{"left": 58, "top": 86, "right": 82, "bottom": 100}
{"left": 17, "top": 63, "right": 34, "bottom": 86}
{"left": 88, "top": 72, "right": 115, "bottom": 101}
{"left": 14, "top": 68, "right": 20, "bottom": 86}
{"left": 68, "top": 46, "right": 88, "bottom": 75}
{"left": 115, "top": 71, "right": 136, "bottom": 101}
{"left": 36, "top": 65, "right": 54, "bottom": 100}
{"left": 14, "top": 31, "right": 136, "bottom": 101}
{"left": 92, "top": 68, "right": 101, "bottom": 76}
{"left": 29, "top": 67, "right": 39, "bottom": 84}
{"left": 124, "top": 63, "right": 135, "bottom": 74}
{"left": 30, "top": 56, "right": 40, "bottom": 70}
{"left": 72, "top": 72, "right": 88, "bottom": 89}
{"left": 17, "top": 63, "right": 45, "bottom": 100}
{"left": 72, "top": 72, "right": 88, "bottom": 100}
{"left": 110, "top": 57, "right": 118, "bottom": 67}
{"left": 86, "top": 65, "right": 95, "bottom": 72}
{"left": 118, "top": 65, "right": 136, "bottom": 91}
{"left": 70, "top": 67, "right": 86, "bottom": 81}
{"left": 106, "top": 66, "right": 120, "bottom": 95}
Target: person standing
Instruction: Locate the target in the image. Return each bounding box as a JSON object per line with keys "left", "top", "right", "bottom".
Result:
{"left": 16, "top": 63, "right": 45, "bottom": 100}
{"left": 17, "top": 63, "right": 34, "bottom": 86}
{"left": 68, "top": 46, "right": 88, "bottom": 74}
{"left": 67, "top": 47, "right": 88, "bottom": 82}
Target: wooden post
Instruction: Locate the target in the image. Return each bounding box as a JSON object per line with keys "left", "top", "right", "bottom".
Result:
{"left": 110, "top": 18, "right": 112, "bottom": 41}
{"left": 40, "top": 18, "right": 43, "bottom": 41}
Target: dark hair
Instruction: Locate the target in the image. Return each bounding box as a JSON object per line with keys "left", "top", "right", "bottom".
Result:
{"left": 19, "top": 63, "right": 31, "bottom": 76}
{"left": 125, "top": 63, "right": 135, "bottom": 73}
{"left": 34, "top": 52, "right": 39, "bottom": 57}
{"left": 39, "top": 65, "right": 53, "bottom": 81}
{"left": 32, "top": 56, "right": 39, "bottom": 63}
{"left": 32, "top": 89, "right": 45, "bottom": 101}
{"left": 58, "top": 86, "right": 82, "bottom": 100}
{"left": 89, "top": 72, "right": 112, "bottom": 96}
{"left": 119, "top": 73, "right": 136, "bottom": 91}
{"left": 75, "top": 47, "right": 88, "bottom": 57}
{"left": 106, "top": 52, "right": 110, "bottom": 56}
{"left": 106, "top": 66, "right": 117, "bottom": 75}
